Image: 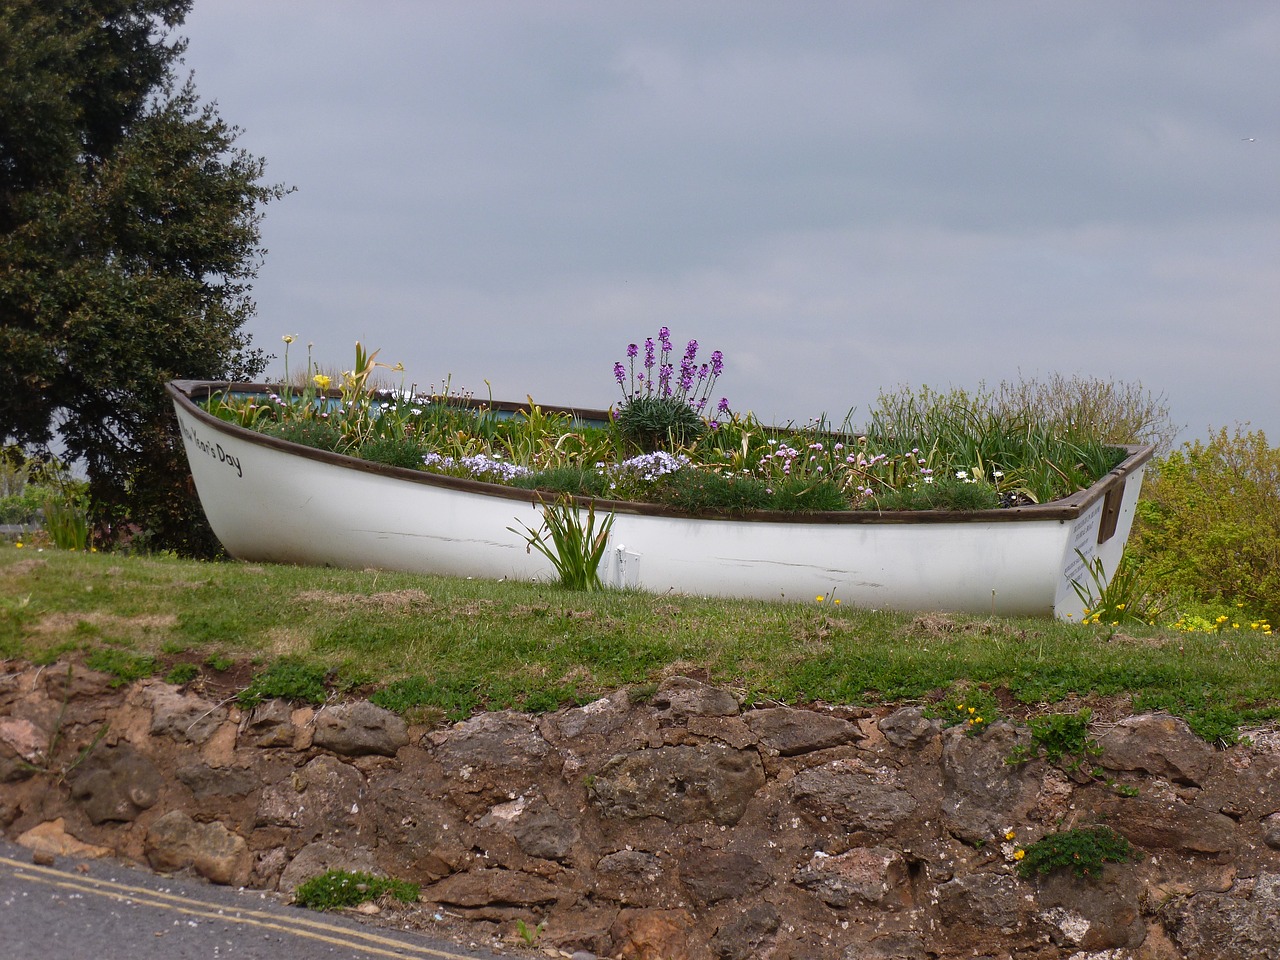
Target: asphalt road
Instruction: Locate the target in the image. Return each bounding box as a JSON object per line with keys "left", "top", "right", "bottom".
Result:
{"left": 0, "top": 839, "right": 513, "bottom": 960}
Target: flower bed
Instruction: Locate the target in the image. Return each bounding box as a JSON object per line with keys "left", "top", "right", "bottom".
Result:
{"left": 204, "top": 333, "right": 1128, "bottom": 516}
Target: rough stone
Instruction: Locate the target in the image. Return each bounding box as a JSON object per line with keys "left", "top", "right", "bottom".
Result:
{"left": 255, "top": 754, "right": 368, "bottom": 846}
{"left": 176, "top": 763, "right": 260, "bottom": 800}
{"left": 710, "top": 903, "right": 779, "bottom": 960}
{"left": 677, "top": 847, "right": 769, "bottom": 905}
{"left": 145, "top": 810, "right": 252, "bottom": 886}
{"left": 1167, "top": 871, "right": 1280, "bottom": 959}
{"left": 743, "top": 706, "right": 862, "bottom": 756}
{"left": 877, "top": 705, "right": 942, "bottom": 748}
{"left": 422, "top": 867, "right": 561, "bottom": 912}
{"left": 145, "top": 685, "right": 227, "bottom": 745}
{"left": 610, "top": 908, "right": 702, "bottom": 960}
{"left": 312, "top": 700, "right": 408, "bottom": 757}
{"left": 590, "top": 743, "right": 765, "bottom": 826}
{"left": 1035, "top": 865, "right": 1145, "bottom": 950}
{"left": 17, "top": 818, "right": 112, "bottom": 860}
{"left": 1096, "top": 797, "right": 1238, "bottom": 854}
{"left": 793, "top": 846, "right": 908, "bottom": 908}
{"left": 67, "top": 742, "right": 163, "bottom": 824}
{"left": 940, "top": 721, "right": 1036, "bottom": 843}
{"left": 477, "top": 795, "right": 579, "bottom": 862}
{"left": 788, "top": 759, "right": 919, "bottom": 834}
{"left": 1096, "top": 713, "right": 1216, "bottom": 786}
{"left": 240, "top": 699, "right": 295, "bottom": 747}
{"left": 651, "top": 677, "right": 740, "bottom": 719}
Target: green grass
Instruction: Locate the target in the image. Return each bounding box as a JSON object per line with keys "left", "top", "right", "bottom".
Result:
{"left": 2, "top": 545, "right": 1278, "bottom": 738}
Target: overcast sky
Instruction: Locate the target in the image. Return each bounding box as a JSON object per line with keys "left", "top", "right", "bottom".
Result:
{"left": 178, "top": 2, "right": 1278, "bottom": 445}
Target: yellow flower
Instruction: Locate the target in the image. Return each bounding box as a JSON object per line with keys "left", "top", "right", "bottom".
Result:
{"left": 1116, "top": 603, "right": 1126, "bottom": 610}
{"left": 815, "top": 595, "right": 824, "bottom": 603}
{"left": 282, "top": 334, "right": 296, "bottom": 344}
{"left": 1005, "top": 830, "right": 1016, "bottom": 840}
{"left": 313, "top": 374, "right": 332, "bottom": 391}
{"left": 833, "top": 599, "right": 840, "bottom": 606}
{"left": 14, "top": 541, "right": 22, "bottom": 549}
{"left": 1014, "top": 849, "right": 1025, "bottom": 860}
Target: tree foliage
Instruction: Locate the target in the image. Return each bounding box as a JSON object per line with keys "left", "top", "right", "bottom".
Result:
{"left": 1130, "top": 426, "right": 1280, "bottom": 622}
{"left": 0, "top": 0, "right": 283, "bottom": 554}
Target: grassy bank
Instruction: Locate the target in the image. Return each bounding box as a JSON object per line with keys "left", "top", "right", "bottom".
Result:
{"left": 2, "top": 545, "right": 1276, "bottom": 743}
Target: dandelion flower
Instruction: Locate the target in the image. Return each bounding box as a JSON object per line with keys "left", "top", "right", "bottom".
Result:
{"left": 815, "top": 595, "right": 824, "bottom": 603}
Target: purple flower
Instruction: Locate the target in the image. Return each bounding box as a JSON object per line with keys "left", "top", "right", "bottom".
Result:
{"left": 644, "top": 338, "right": 655, "bottom": 368}
{"left": 613, "top": 361, "right": 626, "bottom": 385}
{"left": 627, "top": 343, "right": 638, "bottom": 359}
{"left": 684, "top": 339, "right": 698, "bottom": 361}
{"left": 717, "top": 397, "right": 730, "bottom": 415}
{"left": 711, "top": 351, "right": 724, "bottom": 377}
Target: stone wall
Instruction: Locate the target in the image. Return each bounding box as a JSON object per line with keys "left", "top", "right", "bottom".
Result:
{"left": 2, "top": 662, "right": 1278, "bottom": 960}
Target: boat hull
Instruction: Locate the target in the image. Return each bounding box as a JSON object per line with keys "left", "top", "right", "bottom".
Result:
{"left": 168, "top": 382, "right": 1152, "bottom": 618}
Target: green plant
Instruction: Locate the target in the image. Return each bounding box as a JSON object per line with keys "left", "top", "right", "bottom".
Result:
{"left": 515, "top": 919, "right": 547, "bottom": 946}
{"left": 165, "top": 662, "right": 200, "bottom": 685}
{"left": 293, "top": 870, "right": 419, "bottom": 910}
{"left": 615, "top": 394, "right": 706, "bottom": 452}
{"left": 613, "top": 328, "right": 726, "bottom": 452}
{"left": 84, "top": 648, "right": 157, "bottom": 686}
{"left": 927, "top": 683, "right": 1003, "bottom": 735}
{"left": 260, "top": 418, "right": 344, "bottom": 453}
{"left": 1016, "top": 825, "right": 1141, "bottom": 879}
{"left": 355, "top": 435, "right": 429, "bottom": 469}
{"left": 872, "top": 476, "right": 1002, "bottom": 511}
{"left": 238, "top": 658, "right": 331, "bottom": 706}
{"left": 1130, "top": 427, "right": 1280, "bottom": 624}
{"left": 43, "top": 496, "right": 91, "bottom": 551}
{"left": 204, "top": 654, "right": 234, "bottom": 671}
{"left": 1070, "top": 551, "right": 1156, "bottom": 625}
{"left": 510, "top": 496, "right": 615, "bottom": 591}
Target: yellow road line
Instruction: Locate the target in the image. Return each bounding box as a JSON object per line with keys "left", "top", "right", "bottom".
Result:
{"left": 0, "top": 854, "right": 477, "bottom": 960}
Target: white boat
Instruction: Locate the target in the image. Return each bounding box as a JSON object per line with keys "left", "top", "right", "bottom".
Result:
{"left": 168, "top": 381, "right": 1154, "bottom": 618}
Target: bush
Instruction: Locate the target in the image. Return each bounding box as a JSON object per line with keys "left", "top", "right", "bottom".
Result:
{"left": 261, "top": 419, "right": 344, "bottom": 452}
{"left": 293, "top": 870, "right": 419, "bottom": 910}
{"left": 1017, "top": 825, "right": 1141, "bottom": 879}
{"left": 1130, "top": 427, "right": 1280, "bottom": 622}
{"left": 237, "top": 658, "right": 331, "bottom": 706}
{"left": 616, "top": 395, "right": 706, "bottom": 452}
{"left": 355, "top": 435, "right": 428, "bottom": 469}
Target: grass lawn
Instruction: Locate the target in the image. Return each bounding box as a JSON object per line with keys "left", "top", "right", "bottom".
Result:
{"left": 2, "top": 545, "right": 1277, "bottom": 743}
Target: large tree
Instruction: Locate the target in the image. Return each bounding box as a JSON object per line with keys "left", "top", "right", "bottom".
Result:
{"left": 0, "top": 0, "right": 282, "bottom": 554}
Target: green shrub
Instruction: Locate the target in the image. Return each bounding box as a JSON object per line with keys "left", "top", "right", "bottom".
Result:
{"left": 1017, "top": 825, "right": 1141, "bottom": 879}
{"left": 651, "top": 469, "right": 771, "bottom": 513}
{"left": 873, "top": 476, "right": 1002, "bottom": 512}
{"left": 85, "top": 648, "right": 157, "bottom": 686}
{"left": 355, "top": 435, "right": 429, "bottom": 469}
{"left": 293, "top": 870, "right": 419, "bottom": 910}
{"left": 238, "top": 658, "right": 330, "bottom": 706}
{"left": 1130, "top": 427, "right": 1280, "bottom": 622}
{"left": 261, "top": 419, "right": 344, "bottom": 452}
{"left": 615, "top": 395, "right": 705, "bottom": 452}
{"left": 511, "top": 465, "right": 611, "bottom": 498}
{"left": 164, "top": 663, "right": 200, "bottom": 685}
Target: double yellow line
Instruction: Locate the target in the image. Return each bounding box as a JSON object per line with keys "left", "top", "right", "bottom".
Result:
{"left": 0, "top": 852, "right": 478, "bottom": 960}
